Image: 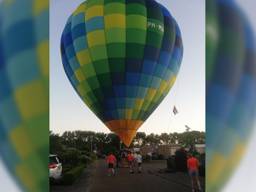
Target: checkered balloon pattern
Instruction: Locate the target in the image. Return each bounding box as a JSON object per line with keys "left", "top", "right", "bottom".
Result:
{"left": 206, "top": 0, "right": 256, "bottom": 191}
{"left": 0, "top": 0, "right": 49, "bottom": 191}
{"left": 61, "top": 0, "right": 183, "bottom": 146}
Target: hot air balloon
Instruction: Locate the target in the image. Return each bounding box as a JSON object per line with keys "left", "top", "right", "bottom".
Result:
{"left": 0, "top": 0, "right": 49, "bottom": 191}
{"left": 206, "top": 0, "right": 256, "bottom": 191}
{"left": 61, "top": 0, "right": 183, "bottom": 147}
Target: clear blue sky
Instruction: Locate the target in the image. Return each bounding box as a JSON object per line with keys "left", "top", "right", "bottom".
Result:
{"left": 50, "top": 0, "right": 205, "bottom": 134}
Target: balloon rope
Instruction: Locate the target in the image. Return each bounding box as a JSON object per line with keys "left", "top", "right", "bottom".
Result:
{"left": 168, "top": 113, "right": 173, "bottom": 132}
{"left": 174, "top": 74, "right": 180, "bottom": 109}
{"left": 168, "top": 74, "right": 181, "bottom": 132}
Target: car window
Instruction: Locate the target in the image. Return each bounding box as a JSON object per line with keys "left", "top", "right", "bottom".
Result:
{"left": 49, "top": 156, "right": 58, "bottom": 164}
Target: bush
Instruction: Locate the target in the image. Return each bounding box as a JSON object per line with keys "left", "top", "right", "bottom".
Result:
{"left": 90, "top": 152, "right": 97, "bottom": 161}
{"left": 143, "top": 155, "right": 151, "bottom": 162}
{"left": 78, "top": 154, "right": 91, "bottom": 164}
{"left": 158, "top": 154, "right": 165, "bottom": 160}
{"left": 62, "top": 164, "right": 73, "bottom": 173}
{"left": 151, "top": 153, "right": 158, "bottom": 160}
{"left": 61, "top": 148, "right": 81, "bottom": 165}
{"left": 61, "top": 165, "right": 86, "bottom": 185}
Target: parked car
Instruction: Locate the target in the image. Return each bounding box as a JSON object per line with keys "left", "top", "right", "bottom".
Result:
{"left": 49, "top": 154, "right": 62, "bottom": 179}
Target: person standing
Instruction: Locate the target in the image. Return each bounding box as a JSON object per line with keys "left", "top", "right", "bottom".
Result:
{"left": 121, "top": 151, "right": 126, "bottom": 168}
{"left": 135, "top": 152, "right": 142, "bottom": 173}
{"left": 106, "top": 152, "right": 117, "bottom": 176}
{"left": 127, "top": 151, "right": 135, "bottom": 174}
{"left": 187, "top": 154, "right": 202, "bottom": 192}
{"left": 115, "top": 151, "right": 120, "bottom": 168}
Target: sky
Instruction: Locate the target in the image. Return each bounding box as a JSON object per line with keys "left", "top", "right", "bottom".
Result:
{"left": 50, "top": 0, "right": 205, "bottom": 135}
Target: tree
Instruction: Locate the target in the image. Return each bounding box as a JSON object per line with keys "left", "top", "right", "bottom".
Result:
{"left": 159, "top": 133, "right": 170, "bottom": 145}
{"left": 49, "top": 131, "right": 63, "bottom": 154}
{"left": 145, "top": 133, "right": 160, "bottom": 146}
{"left": 178, "top": 131, "right": 205, "bottom": 147}
{"left": 50, "top": 130, "right": 205, "bottom": 157}
{"left": 133, "top": 132, "right": 146, "bottom": 147}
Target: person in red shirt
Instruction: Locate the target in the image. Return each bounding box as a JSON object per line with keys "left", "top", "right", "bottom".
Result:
{"left": 127, "top": 151, "right": 135, "bottom": 174}
{"left": 106, "top": 152, "right": 117, "bottom": 176}
{"left": 187, "top": 154, "right": 202, "bottom": 192}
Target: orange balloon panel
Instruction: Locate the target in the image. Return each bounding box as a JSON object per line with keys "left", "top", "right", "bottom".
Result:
{"left": 105, "top": 120, "right": 143, "bottom": 146}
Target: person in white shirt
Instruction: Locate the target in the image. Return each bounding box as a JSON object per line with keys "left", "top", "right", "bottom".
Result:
{"left": 135, "top": 152, "right": 142, "bottom": 173}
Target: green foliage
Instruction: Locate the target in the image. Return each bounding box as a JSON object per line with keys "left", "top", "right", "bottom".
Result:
{"left": 132, "top": 132, "right": 146, "bottom": 147}
{"left": 50, "top": 130, "right": 205, "bottom": 186}
{"left": 61, "top": 165, "right": 86, "bottom": 185}
{"left": 50, "top": 131, "right": 63, "bottom": 154}
{"left": 91, "top": 153, "right": 97, "bottom": 160}
{"left": 61, "top": 148, "right": 81, "bottom": 166}
{"left": 178, "top": 131, "right": 205, "bottom": 147}
{"left": 50, "top": 130, "right": 205, "bottom": 158}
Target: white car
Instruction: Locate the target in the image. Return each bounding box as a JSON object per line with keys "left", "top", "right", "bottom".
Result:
{"left": 49, "top": 154, "right": 62, "bottom": 179}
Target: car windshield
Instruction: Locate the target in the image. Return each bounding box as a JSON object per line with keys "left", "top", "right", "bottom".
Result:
{"left": 49, "top": 156, "right": 58, "bottom": 164}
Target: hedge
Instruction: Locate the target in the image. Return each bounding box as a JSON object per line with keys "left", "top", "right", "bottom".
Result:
{"left": 61, "top": 165, "right": 86, "bottom": 185}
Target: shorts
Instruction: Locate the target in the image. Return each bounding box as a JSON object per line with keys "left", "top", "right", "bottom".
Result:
{"left": 138, "top": 162, "right": 142, "bottom": 167}
{"left": 108, "top": 163, "right": 114, "bottom": 169}
{"left": 189, "top": 170, "right": 198, "bottom": 177}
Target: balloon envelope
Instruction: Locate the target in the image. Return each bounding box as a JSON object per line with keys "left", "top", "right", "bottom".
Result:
{"left": 61, "top": 0, "right": 183, "bottom": 146}
{"left": 0, "top": 0, "right": 49, "bottom": 191}
{"left": 206, "top": 0, "right": 256, "bottom": 191}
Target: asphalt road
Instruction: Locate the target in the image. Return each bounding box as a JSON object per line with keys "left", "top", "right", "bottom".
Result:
{"left": 51, "top": 159, "right": 205, "bottom": 192}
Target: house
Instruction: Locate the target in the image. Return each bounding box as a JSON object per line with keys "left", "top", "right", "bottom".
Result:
{"left": 195, "top": 144, "right": 205, "bottom": 154}
{"left": 140, "top": 144, "right": 182, "bottom": 159}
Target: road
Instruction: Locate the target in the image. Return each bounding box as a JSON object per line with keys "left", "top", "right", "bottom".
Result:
{"left": 51, "top": 159, "right": 205, "bottom": 192}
